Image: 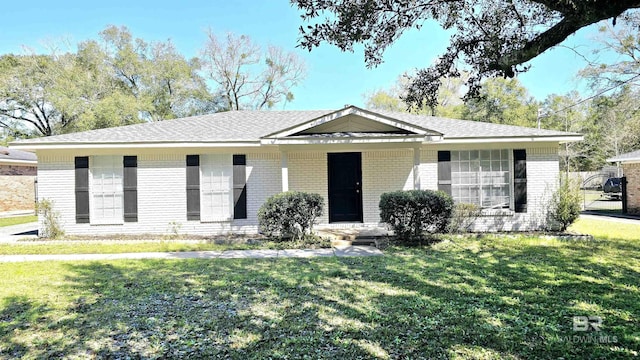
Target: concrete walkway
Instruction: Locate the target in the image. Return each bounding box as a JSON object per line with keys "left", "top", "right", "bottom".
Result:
{"left": 0, "top": 246, "right": 383, "bottom": 263}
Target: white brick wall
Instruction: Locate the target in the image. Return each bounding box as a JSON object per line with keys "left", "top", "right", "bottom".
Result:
{"left": 419, "top": 149, "right": 438, "bottom": 191}
{"left": 362, "top": 150, "right": 413, "bottom": 223}
{"left": 36, "top": 145, "right": 560, "bottom": 236}
{"left": 236, "top": 153, "right": 281, "bottom": 227}
{"left": 289, "top": 152, "right": 329, "bottom": 224}
{"left": 37, "top": 150, "right": 281, "bottom": 236}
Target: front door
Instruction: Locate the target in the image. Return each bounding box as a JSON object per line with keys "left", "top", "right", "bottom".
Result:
{"left": 328, "top": 152, "right": 363, "bottom": 222}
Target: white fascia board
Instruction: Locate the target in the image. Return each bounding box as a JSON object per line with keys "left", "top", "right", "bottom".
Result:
{"left": 607, "top": 158, "right": 640, "bottom": 163}
{"left": 10, "top": 141, "right": 262, "bottom": 151}
{"left": 0, "top": 159, "right": 37, "bottom": 165}
{"left": 261, "top": 136, "right": 426, "bottom": 145}
{"left": 436, "top": 135, "right": 583, "bottom": 144}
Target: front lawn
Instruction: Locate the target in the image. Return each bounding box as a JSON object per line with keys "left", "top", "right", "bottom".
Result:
{"left": 569, "top": 217, "right": 640, "bottom": 241}
{"left": 0, "top": 234, "right": 637, "bottom": 358}
{"left": 0, "top": 215, "right": 36, "bottom": 228}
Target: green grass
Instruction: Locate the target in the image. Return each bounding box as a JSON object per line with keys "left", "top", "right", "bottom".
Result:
{"left": 569, "top": 217, "right": 640, "bottom": 241}
{"left": 0, "top": 234, "right": 638, "bottom": 359}
{"left": 0, "top": 215, "right": 36, "bottom": 228}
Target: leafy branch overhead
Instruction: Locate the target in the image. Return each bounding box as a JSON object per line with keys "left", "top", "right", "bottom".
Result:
{"left": 292, "top": 0, "right": 640, "bottom": 108}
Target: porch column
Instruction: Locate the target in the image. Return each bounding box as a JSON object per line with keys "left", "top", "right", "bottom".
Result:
{"left": 413, "top": 146, "right": 421, "bottom": 190}
{"left": 281, "top": 151, "right": 289, "bottom": 192}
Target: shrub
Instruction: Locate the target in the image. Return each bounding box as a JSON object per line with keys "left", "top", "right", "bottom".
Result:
{"left": 548, "top": 175, "right": 581, "bottom": 232}
{"left": 448, "top": 203, "right": 482, "bottom": 233}
{"left": 36, "top": 198, "right": 64, "bottom": 239}
{"left": 258, "top": 191, "right": 324, "bottom": 240}
{"left": 379, "top": 190, "right": 454, "bottom": 242}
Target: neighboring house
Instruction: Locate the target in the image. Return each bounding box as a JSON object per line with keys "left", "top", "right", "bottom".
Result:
{"left": 11, "top": 106, "right": 582, "bottom": 236}
{"left": 608, "top": 150, "right": 640, "bottom": 214}
{"left": 0, "top": 146, "right": 37, "bottom": 212}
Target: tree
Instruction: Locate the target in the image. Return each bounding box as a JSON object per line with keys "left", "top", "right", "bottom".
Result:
{"left": 97, "top": 25, "right": 216, "bottom": 121}
{"left": 0, "top": 53, "right": 67, "bottom": 136}
{"left": 593, "top": 87, "right": 640, "bottom": 158}
{"left": 579, "top": 11, "right": 640, "bottom": 89}
{"left": 200, "top": 31, "right": 306, "bottom": 110}
{"left": 539, "top": 92, "right": 591, "bottom": 171}
{"left": 364, "top": 73, "right": 467, "bottom": 118}
{"left": 293, "top": 0, "right": 640, "bottom": 108}
{"left": 0, "top": 25, "right": 216, "bottom": 137}
{"left": 462, "top": 78, "right": 538, "bottom": 127}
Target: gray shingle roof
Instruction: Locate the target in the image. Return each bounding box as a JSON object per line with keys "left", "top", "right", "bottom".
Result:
{"left": 0, "top": 146, "right": 36, "bottom": 162}
{"left": 371, "top": 110, "right": 578, "bottom": 138}
{"left": 608, "top": 150, "right": 640, "bottom": 163}
{"left": 12, "top": 107, "right": 579, "bottom": 146}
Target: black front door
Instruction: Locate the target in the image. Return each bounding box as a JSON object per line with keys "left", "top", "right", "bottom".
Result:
{"left": 328, "top": 152, "right": 363, "bottom": 222}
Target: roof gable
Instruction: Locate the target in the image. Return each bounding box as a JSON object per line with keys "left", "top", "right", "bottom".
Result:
{"left": 263, "top": 106, "right": 442, "bottom": 139}
{"left": 297, "top": 113, "right": 411, "bottom": 134}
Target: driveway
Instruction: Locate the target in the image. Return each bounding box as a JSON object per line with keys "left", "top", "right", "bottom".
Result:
{"left": 580, "top": 213, "right": 640, "bottom": 224}
{"left": 0, "top": 222, "right": 38, "bottom": 242}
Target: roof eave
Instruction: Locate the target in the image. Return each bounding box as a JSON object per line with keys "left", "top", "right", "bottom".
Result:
{"left": 607, "top": 157, "right": 640, "bottom": 163}
{"left": 437, "top": 135, "right": 583, "bottom": 144}
{"left": 0, "top": 159, "right": 37, "bottom": 165}
{"left": 261, "top": 134, "right": 436, "bottom": 145}
{"left": 10, "top": 141, "right": 262, "bottom": 151}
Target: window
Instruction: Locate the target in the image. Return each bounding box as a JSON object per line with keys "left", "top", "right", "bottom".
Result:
{"left": 200, "top": 154, "right": 233, "bottom": 221}
{"left": 91, "top": 156, "right": 124, "bottom": 224}
{"left": 451, "top": 150, "right": 510, "bottom": 209}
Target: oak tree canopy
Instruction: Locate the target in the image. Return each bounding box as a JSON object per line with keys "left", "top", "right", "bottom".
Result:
{"left": 292, "top": 0, "right": 640, "bottom": 108}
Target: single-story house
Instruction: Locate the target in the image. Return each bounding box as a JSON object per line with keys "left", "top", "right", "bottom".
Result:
{"left": 11, "top": 106, "right": 582, "bottom": 236}
{"left": 608, "top": 150, "right": 640, "bottom": 214}
{"left": 0, "top": 146, "right": 37, "bottom": 213}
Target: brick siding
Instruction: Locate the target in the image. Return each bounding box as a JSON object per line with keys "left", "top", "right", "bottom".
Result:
{"left": 0, "top": 165, "right": 37, "bottom": 176}
{"left": 623, "top": 163, "right": 640, "bottom": 214}
{"left": 37, "top": 145, "right": 561, "bottom": 236}
{"left": 0, "top": 175, "right": 36, "bottom": 212}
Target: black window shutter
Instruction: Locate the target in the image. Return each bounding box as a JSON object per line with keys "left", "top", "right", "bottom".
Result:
{"left": 513, "top": 149, "right": 527, "bottom": 213}
{"left": 437, "top": 151, "right": 452, "bottom": 195}
{"left": 123, "top": 156, "right": 138, "bottom": 222}
{"left": 186, "top": 155, "right": 200, "bottom": 220}
{"left": 233, "top": 154, "right": 247, "bottom": 219}
{"left": 75, "top": 157, "right": 90, "bottom": 223}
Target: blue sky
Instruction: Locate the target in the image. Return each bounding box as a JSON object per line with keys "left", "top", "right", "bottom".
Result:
{"left": 1, "top": 0, "right": 606, "bottom": 110}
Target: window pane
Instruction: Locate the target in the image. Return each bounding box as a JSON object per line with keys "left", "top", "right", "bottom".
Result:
{"left": 91, "top": 156, "right": 124, "bottom": 223}
{"left": 200, "top": 154, "right": 232, "bottom": 221}
{"left": 451, "top": 149, "right": 510, "bottom": 209}
{"left": 481, "top": 160, "right": 491, "bottom": 171}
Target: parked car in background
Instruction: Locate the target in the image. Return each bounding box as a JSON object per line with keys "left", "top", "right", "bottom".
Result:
{"left": 603, "top": 177, "right": 622, "bottom": 199}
